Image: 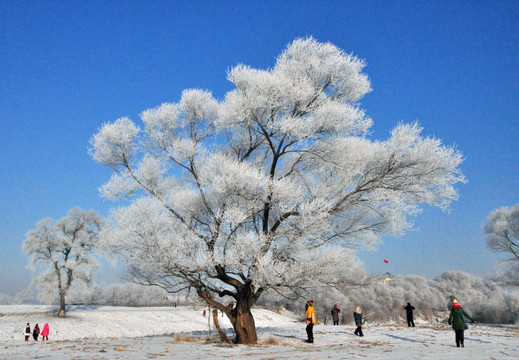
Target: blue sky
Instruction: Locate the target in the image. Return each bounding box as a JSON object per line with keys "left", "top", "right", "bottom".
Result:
{"left": 1, "top": 1, "right": 518, "bottom": 296}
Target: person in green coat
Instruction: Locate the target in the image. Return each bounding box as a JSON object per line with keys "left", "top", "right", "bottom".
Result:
{"left": 448, "top": 299, "right": 474, "bottom": 348}
{"left": 353, "top": 306, "right": 364, "bottom": 337}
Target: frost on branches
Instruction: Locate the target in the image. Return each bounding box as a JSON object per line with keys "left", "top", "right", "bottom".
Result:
{"left": 90, "top": 37, "right": 465, "bottom": 344}
{"left": 484, "top": 204, "right": 519, "bottom": 286}
{"left": 23, "top": 208, "right": 103, "bottom": 316}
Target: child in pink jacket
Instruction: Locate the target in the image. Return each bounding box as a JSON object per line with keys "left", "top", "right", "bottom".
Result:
{"left": 41, "top": 323, "right": 50, "bottom": 341}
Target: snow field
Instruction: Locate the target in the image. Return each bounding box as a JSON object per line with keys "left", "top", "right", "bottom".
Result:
{"left": 1, "top": 305, "right": 518, "bottom": 359}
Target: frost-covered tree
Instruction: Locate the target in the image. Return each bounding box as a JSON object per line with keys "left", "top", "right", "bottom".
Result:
{"left": 0, "top": 292, "right": 12, "bottom": 305}
{"left": 23, "top": 208, "right": 103, "bottom": 316}
{"left": 90, "top": 37, "right": 465, "bottom": 344}
{"left": 12, "top": 288, "right": 38, "bottom": 305}
{"left": 280, "top": 271, "right": 518, "bottom": 325}
{"left": 72, "top": 282, "right": 175, "bottom": 307}
{"left": 484, "top": 204, "right": 519, "bottom": 286}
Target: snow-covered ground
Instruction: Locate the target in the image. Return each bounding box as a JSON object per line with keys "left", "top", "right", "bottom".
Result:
{"left": 1, "top": 305, "right": 517, "bottom": 359}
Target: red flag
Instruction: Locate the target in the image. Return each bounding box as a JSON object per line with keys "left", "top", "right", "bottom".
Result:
{"left": 384, "top": 259, "right": 389, "bottom": 264}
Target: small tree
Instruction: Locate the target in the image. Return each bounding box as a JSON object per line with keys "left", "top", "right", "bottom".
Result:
{"left": 23, "top": 208, "right": 103, "bottom": 316}
{"left": 90, "top": 37, "right": 465, "bottom": 343}
{"left": 484, "top": 204, "right": 519, "bottom": 285}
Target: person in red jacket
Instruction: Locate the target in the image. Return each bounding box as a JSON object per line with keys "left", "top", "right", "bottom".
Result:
{"left": 41, "top": 323, "right": 50, "bottom": 341}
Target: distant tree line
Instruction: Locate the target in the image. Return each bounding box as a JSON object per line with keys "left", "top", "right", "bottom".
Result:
{"left": 69, "top": 282, "right": 184, "bottom": 307}
{"left": 0, "top": 282, "right": 189, "bottom": 307}
{"left": 257, "top": 270, "right": 519, "bottom": 325}
{"left": 2, "top": 270, "right": 518, "bottom": 326}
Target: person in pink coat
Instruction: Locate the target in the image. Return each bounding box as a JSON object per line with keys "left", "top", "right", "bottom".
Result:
{"left": 41, "top": 323, "right": 50, "bottom": 341}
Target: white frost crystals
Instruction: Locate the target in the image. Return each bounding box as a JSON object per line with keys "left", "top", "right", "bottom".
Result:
{"left": 89, "top": 117, "right": 140, "bottom": 169}
{"left": 89, "top": 37, "right": 466, "bottom": 343}
{"left": 23, "top": 208, "right": 104, "bottom": 316}
{"left": 483, "top": 204, "right": 519, "bottom": 286}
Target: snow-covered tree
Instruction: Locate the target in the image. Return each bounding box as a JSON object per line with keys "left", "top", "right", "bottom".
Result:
{"left": 280, "top": 271, "right": 518, "bottom": 325}
{"left": 22, "top": 208, "right": 103, "bottom": 316}
{"left": 90, "top": 37, "right": 465, "bottom": 344}
{"left": 0, "top": 292, "right": 12, "bottom": 305}
{"left": 484, "top": 204, "right": 519, "bottom": 285}
{"left": 71, "top": 282, "right": 176, "bottom": 307}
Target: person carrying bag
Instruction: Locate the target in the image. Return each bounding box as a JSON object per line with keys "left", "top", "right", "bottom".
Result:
{"left": 448, "top": 299, "right": 474, "bottom": 348}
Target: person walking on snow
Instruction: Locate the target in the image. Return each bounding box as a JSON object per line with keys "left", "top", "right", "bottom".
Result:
{"left": 32, "top": 323, "right": 40, "bottom": 341}
{"left": 23, "top": 323, "right": 31, "bottom": 341}
{"left": 305, "top": 300, "right": 316, "bottom": 343}
{"left": 448, "top": 299, "right": 474, "bottom": 348}
{"left": 353, "top": 306, "right": 364, "bottom": 337}
{"left": 404, "top": 302, "right": 416, "bottom": 327}
{"left": 41, "top": 323, "right": 50, "bottom": 341}
{"left": 331, "top": 304, "right": 341, "bottom": 325}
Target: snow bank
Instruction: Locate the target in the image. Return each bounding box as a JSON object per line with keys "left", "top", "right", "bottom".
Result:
{"left": 0, "top": 305, "right": 297, "bottom": 342}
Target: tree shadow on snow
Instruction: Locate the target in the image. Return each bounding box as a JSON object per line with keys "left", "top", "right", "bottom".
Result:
{"left": 383, "top": 333, "right": 427, "bottom": 344}
{"left": 268, "top": 333, "right": 300, "bottom": 340}
{"left": 464, "top": 336, "right": 491, "bottom": 344}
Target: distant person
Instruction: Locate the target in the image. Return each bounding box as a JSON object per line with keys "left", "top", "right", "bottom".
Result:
{"left": 331, "top": 304, "right": 341, "bottom": 325}
{"left": 305, "top": 300, "right": 316, "bottom": 343}
{"left": 353, "top": 306, "right": 364, "bottom": 337}
{"left": 404, "top": 302, "right": 416, "bottom": 327}
{"left": 41, "top": 323, "right": 50, "bottom": 341}
{"left": 448, "top": 299, "right": 474, "bottom": 348}
{"left": 32, "top": 323, "right": 40, "bottom": 341}
{"left": 24, "top": 323, "right": 31, "bottom": 341}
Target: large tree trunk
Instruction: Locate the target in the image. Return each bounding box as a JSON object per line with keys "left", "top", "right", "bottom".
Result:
{"left": 230, "top": 284, "right": 258, "bottom": 345}
{"left": 57, "top": 293, "right": 66, "bottom": 317}
{"left": 197, "top": 276, "right": 262, "bottom": 344}
{"left": 232, "top": 304, "right": 257, "bottom": 344}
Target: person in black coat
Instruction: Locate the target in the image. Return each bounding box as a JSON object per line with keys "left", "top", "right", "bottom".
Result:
{"left": 404, "top": 302, "right": 415, "bottom": 327}
{"left": 32, "top": 323, "right": 40, "bottom": 341}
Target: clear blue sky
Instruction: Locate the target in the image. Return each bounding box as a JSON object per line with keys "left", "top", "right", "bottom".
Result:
{"left": 1, "top": 1, "right": 518, "bottom": 296}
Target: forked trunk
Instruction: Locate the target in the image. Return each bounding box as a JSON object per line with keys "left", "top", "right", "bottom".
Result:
{"left": 198, "top": 278, "right": 262, "bottom": 344}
